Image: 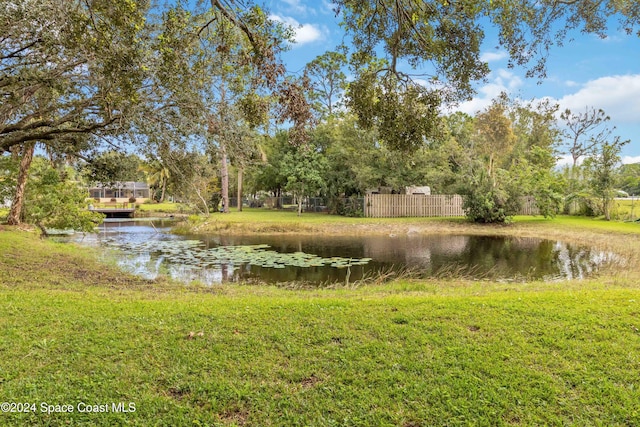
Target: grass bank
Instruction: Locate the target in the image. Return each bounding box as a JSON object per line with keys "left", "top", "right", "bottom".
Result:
{"left": 1, "top": 217, "right": 640, "bottom": 426}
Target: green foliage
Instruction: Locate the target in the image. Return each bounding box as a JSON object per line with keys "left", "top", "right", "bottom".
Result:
{"left": 165, "top": 151, "right": 219, "bottom": 215}
{"left": 335, "top": 195, "right": 364, "bottom": 217}
{"left": 243, "top": 132, "right": 292, "bottom": 197}
{"left": 583, "top": 136, "right": 628, "bottom": 220}
{"left": 618, "top": 163, "right": 640, "bottom": 196}
{"left": 456, "top": 95, "right": 562, "bottom": 223}
{"left": 305, "top": 49, "right": 348, "bottom": 118}
{"left": 0, "top": 0, "right": 150, "bottom": 152}
{"left": 238, "top": 93, "right": 270, "bottom": 129}
{"left": 311, "top": 115, "right": 376, "bottom": 202}
{"left": 281, "top": 146, "right": 328, "bottom": 215}
{"left": 80, "top": 151, "right": 142, "bottom": 185}
{"left": 461, "top": 170, "right": 522, "bottom": 223}
{"left": 346, "top": 72, "right": 442, "bottom": 151}
{"left": 139, "top": 159, "right": 171, "bottom": 202}
{"left": 0, "top": 154, "right": 18, "bottom": 204}
{"left": 331, "top": 0, "right": 639, "bottom": 151}
{"left": 24, "top": 159, "right": 103, "bottom": 234}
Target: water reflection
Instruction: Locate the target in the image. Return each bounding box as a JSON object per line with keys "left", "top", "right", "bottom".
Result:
{"left": 69, "top": 219, "right": 619, "bottom": 285}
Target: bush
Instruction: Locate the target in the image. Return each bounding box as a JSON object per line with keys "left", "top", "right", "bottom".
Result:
{"left": 210, "top": 192, "right": 222, "bottom": 212}
{"left": 24, "top": 161, "right": 105, "bottom": 235}
{"left": 461, "top": 172, "right": 521, "bottom": 223}
{"left": 336, "top": 195, "right": 364, "bottom": 217}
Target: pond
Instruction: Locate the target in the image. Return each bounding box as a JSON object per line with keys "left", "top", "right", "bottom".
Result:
{"left": 68, "top": 219, "right": 618, "bottom": 285}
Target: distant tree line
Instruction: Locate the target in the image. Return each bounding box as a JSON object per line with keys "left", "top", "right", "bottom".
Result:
{"left": 1, "top": 0, "right": 638, "bottom": 230}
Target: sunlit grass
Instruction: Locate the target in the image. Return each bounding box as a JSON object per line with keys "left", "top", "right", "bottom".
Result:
{"left": 610, "top": 198, "right": 640, "bottom": 221}
{"left": 137, "top": 201, "right": 187, "bottom": 213}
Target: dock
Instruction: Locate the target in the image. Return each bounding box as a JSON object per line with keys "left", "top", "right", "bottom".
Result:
{"left": 89, "top": 203, "right": 136, "bottom": 218}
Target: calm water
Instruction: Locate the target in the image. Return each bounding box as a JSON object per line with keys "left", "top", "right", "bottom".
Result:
{"left": 68, "top": 219, "right": 617, "bottom": 285}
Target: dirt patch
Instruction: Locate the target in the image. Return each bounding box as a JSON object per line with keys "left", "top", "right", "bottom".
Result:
{"left": 220, "top": 406, "right": 249, "bottom": 426}
{"left": 300, "top": 374, "right": 321, "bottom": 388}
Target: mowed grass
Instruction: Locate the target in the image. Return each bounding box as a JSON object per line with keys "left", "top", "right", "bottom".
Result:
{"left": 1, "top": 218, "right": 640, "bottom": 426}
{"left": 610, "top": 198, "right": 640, "bottom": 221}
{"left": 137, "top": 201, "right": 187, "bottom": 214}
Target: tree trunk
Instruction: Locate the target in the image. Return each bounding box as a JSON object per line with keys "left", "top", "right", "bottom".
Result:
{"left": 7, "top": 142, "right": 36, "bottom": 225}
{"left": 36, "top": 221, "right": 48, "bottom": 238}
{"left": 237, "top": 168, "right": 243, "bottom": 212}
{"left": 297, "top": 186, "right": 304, "bottom": 216}
{"left": 220, "top": 143, "right": 229, "bottom": 213}
{"left": 193, "top": 187, "right": 210, "bottom": 216}
{"left": 160, "top": 178, "right": 167, "bottom": 202}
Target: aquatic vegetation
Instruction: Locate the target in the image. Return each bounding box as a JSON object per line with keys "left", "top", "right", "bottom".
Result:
{"left": 104, "top": 239, "right": 372, "bottom": 270}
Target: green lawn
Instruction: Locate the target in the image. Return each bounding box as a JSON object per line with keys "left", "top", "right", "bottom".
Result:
{"left": 136, "top": 201, "right": 188, "bottom": 214}
{"left": 1, "top": 218, "right": 640, "bottom": 426}
{"left": 611, "top": 198, "right": 640, "bottom": 221}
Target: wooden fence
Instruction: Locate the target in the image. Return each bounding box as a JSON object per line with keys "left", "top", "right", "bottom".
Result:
{"left": 364, "top": 194, "right": 539, "bottom": 218}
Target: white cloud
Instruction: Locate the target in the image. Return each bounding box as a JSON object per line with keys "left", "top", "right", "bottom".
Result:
{"left": 453, "top": 68, "right": 523, "bottom": 115}
{"left": 622, "top": 156, "right": 640, "bottom": 164}
{"left": 555, "top": 74, "right": 640, "bottom": 123}
{"left": 556, "top": 154, "right": 638, "bottom": 168}
{"left": 296, "top": 24, "right": 323, "bottom": 44}
{"left": 555, "top": 154, "right": 576, "bottom": 168}
{"left": 280, "top": 0, "right": 310, "bottom": 15}
{"left": 269, "top": 14, "right": 324, "bottom": 45}
{"left": 480, "top": 50, "right": 508, "bottom": 63}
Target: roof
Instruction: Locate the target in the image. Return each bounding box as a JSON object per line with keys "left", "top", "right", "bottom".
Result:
{"left": 88, "top": 181, "right": 149, "bottom": 190}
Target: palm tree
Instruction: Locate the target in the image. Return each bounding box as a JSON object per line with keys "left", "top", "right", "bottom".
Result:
{"left": 139, "top": 160, "right": 170, "bottom": 202}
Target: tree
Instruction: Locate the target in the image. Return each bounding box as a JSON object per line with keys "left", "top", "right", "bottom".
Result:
{"left": 194, "top": 5, "right": 293, "bottom": 213}
{"left": 311, "top": 115, "right": 376, "bottom": 211}
{"left": 1, "top": 0, "right": 296, "bottom": 225}
{"left": 0, "top": 153, "right": 18, "bottom": 206}
{"left": 332, "top": 0, "right": 639, "bottom": 151}
{"left": 80, "top": 151, "right": 142, "bottom": 186}
{"left": 346, "top": 68, "right": 442, "bottom": 151}
{"left": 0, "top": 0, "right": 149, "bottom": 153}
{"left": 560, "top": 107, "right": 611, "bottom": 167}
{"left": 280, "top": 143, "right": 328, "bottom": 216}
{"left": 165, "top": 150, "right": 219, "bottom": 215}
{"left": 618, "top": 163, "right": 640, "bottom": 196}
{"left": 23, "top": 158, "right": 103, "bottom": 236}
{"left": 310, "top": 114, "right": 446, "bottom": 211}
{"left": 1, "top": 0, "right": 162, "bottom": 224}
{"left": 457, "top": 95, "right": 562, "bottom": 222}
{"left": 507, "top": 97, "right": 564, "bottom": 218}
{"left": 584, "top": 136, "right": 629, "bottom": 220}
{"left": 244, "top": 132, "right": 291, "bottom": 199}
{"left": 139, "top": 159, "right": 171, "bottom": 202}
{"left": 475, "top": 99, "right": 517, "bottom": 183}
{"left": 6, "top": 143, "right": 35, "bottom": 224}
{"left": 304, "top": 49, "right": 349, "bottom": 119}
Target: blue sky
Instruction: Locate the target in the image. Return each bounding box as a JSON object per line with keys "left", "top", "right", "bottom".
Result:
{"left": 265, "top": 0, "right": 640, "bottom": 164}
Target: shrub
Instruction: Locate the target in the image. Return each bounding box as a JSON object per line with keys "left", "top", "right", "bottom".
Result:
{"left": 336, "top": 195, "right": 364, "bottom": 217}
{"left": 461, "top": 171, "right": 521, "bottom": 223}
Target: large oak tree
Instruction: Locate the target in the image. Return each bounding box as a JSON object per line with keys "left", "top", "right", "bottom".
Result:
{"left": 334, "top": 0, "right": 639, "bottom": 151}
